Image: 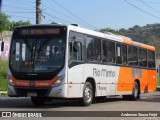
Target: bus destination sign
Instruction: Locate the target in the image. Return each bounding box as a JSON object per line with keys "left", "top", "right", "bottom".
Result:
{"left": 19, "top": 28, "right": 60, "bottom": 35}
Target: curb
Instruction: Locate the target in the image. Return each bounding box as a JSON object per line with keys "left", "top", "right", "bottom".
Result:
{"left": 0, "top": 91, "right": 7, "bottom": 96}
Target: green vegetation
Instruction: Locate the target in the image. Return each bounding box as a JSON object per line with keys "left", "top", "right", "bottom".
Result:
{"left": 10, "top": 20, "right": 30, "bottom": 31}
{"left": 0, "top": 59, "right": 7, "bottom": 91}
{"left": 0, "top": 12, "right": 31, "bottom": 33}
{"left": 0, "top": 13, "right": 10, "bottom": 33}
{"left": 157, "top": 75, "right": 160, "bottom": 86}
{"left": 100, "top": 28, "right": 121, "bottom": 35}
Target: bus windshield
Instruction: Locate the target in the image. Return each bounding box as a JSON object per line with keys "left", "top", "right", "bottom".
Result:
{"left": 9, "top": 26, "right": 66, "bottom": 74}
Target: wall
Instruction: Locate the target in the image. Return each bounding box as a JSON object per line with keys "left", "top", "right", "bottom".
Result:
{"left": 0, "top": 31, "right": 12, "bottom": 59}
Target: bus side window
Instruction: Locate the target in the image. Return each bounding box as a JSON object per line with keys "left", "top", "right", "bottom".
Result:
{"left": 128, "top": 46, "right": 133, "bottom": 66}
{"left": 148, "top": 51, "right": 155, "bottom": 68}
{"left": 122, "top": 44, "right": 127, "bottom": 65}
{"left": 133, "top": 47, "right": 138, "bottom": 66}
{"left": 68, "top": 41, "right": 73, "bottom": 63}
{"left": 139, "top": 48, "right": 147, "bottom": 68}
{"left": 128, "top": 46, "right": 138, "bottom": 66}
{"left": 116, "top": 43, "right": 122, "bottom": 64}
{"left": 102, "top": 40, "right": 115, "bottom": 64}
{"left": 73, "top": 41, "right": 82, "bottom": 61}
{"left": 86, "top": 36, "right": 101, "bottom": 62}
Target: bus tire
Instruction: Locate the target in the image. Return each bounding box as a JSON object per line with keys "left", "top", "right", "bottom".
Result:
{"left": 123, "top": 81, "right": 140, "bottom": 100}
{"left": 31, "top": 97, "right": 46, "bottom": 106}
{"left": 80, "top": 82, "right": 93, "bottom": 106}
{"left": 131, "top": 81, "right": 140, "bottom": 100}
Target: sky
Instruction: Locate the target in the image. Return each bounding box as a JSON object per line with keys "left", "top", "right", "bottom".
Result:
{"left": 1, "top": 0, "right": 160, "bottom": 30}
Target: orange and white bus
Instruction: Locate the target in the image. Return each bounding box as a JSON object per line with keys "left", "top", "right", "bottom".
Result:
{"left": 6, "top": 24, "right": 156, "bottom": 106}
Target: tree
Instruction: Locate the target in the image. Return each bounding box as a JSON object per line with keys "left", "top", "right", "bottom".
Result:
{"left": 99, "top": 28, "right": 121, "bottom": 35}
{"left": 0, "top": 13, "right": 10, "bottom": 33}
{"left": 10, "top": 20, "right": 31, "bottom": 31}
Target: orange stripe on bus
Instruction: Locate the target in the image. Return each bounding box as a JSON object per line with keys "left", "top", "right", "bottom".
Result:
{"left": 123, "top": 39, "right": 131, "bottom": 44}
{"left": 34, "top": 76, "right": 59, "bottom": 87}
{"left": 117, "top": 67, "right": 156, "bottom": 92}
{"left": 123, "top": 39, "right": 155, "bottom": 50}
{"left": 11, "top": 76, "right": 30, "bottom": 87}
{"left": 117, "top": 67, "right": 133, "bottom": 92}
{"left": 11, "top": 76, "right": 59, "bottom": 87}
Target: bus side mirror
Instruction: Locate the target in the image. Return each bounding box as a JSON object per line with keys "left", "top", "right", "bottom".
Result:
{"left": 1, "top": 41, "right": 4, "bottom": 52}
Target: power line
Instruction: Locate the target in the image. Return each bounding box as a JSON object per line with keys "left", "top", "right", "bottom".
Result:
{"left": 51, "top": 0, "right": 99, "bottom": 29}
{"left": 138, "top": 0, "right": 160, "bottom": 14}
{"left": 41, "top": 14, "right": 56, "bottom": 24}
{"left": 43, "top": 4, "right": 84, "bottom": 25}
{"left": 41, "top": 16, "right": 52, "bottom": 24}
{"left": 134, "top": 0, "right": 160, "bottom": 4}
{"left": 6, "top": 0, "right": 35, "bottom": 6}
{"left": 42, "top": 11, "right": 70, "bottom": 24}
{"left": 2, "top": 11, "right": 35, "bottom": 14}
{"left": 7, "top": 14, "right": 35, "bottom": 20}
{"left": 2, "top": 5, "right": 35, "bottom": 11}
{"left": 15, "top": 0, "right": 35, "bottom": 4}
{"left": 124, "top": 0, "right": 160, "bottom": 20}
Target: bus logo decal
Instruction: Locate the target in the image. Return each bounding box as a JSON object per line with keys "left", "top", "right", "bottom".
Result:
{"left": 93, "top": 68, "right": 115, "bottom": 78}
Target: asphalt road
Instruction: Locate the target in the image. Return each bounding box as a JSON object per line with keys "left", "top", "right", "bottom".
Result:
{"left": 0, "top": 91, "right": 160, "bottom": 120}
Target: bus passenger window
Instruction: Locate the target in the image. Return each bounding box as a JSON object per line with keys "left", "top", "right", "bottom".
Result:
{"left": 86, "top": 37, "right": 94, "bottom": 61}
{"left": 148, "top": 51, "right": 155, "bottom": 68}
{"left": 86, "top": 36, "right": 101, "bottom": 62}
{"left": 133, "top": 47, "right": 138, "bottom": 66}
{"left": 128, "top": 46, "right": 138, "bottom": 66}
{"left": 128, "top": 46, "right": 133, "bottom": 66}
{"left": 69, "top": 41, "right": 82, "bottom": 62}
{"left": 68, "top": 41, "right": 72, "bottom": 62}
{"left": 116, "top": 43, "right": 122, "bottom": 64}
{"left": 73, "top": 41, "right": 82, "bottom": 61}
{"left": 139, "top": 48, "right": 147, "bottom": 68}
{"left": 102, "top": 40, "right": 115, "bottom": 64}
{"left": 122, "top": 44, "right": 127, "bottom": 65}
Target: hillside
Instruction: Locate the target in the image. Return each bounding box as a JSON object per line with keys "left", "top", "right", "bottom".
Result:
{"left": 100, "top": 23, "right": 160, "bottom": 58}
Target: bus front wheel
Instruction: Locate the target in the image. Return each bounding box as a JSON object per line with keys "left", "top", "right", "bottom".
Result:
{"left": 80, "top": 82, "right": 93, "bottom": 106}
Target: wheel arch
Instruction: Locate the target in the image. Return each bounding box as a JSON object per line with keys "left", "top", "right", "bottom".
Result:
{"left": 85, "top": 77, "right": 96, "bottom": 97}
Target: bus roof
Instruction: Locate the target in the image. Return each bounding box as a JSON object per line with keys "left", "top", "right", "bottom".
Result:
{"left": 68, "top": 24, "right": 155, "bottom": 51}
{"left": 15, "top": 24, "right": 155, "bottom": 51}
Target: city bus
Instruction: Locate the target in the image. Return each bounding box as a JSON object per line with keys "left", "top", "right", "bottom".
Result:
{"left": 5, "top": 24, "right": 156, "bottom": 106}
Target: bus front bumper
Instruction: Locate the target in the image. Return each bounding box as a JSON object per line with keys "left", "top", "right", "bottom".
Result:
{"left": 7, "top": 84, "right": 67, "bottom": 98}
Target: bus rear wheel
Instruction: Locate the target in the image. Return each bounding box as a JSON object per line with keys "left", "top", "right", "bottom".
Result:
{"left": 123, "top": 81, "right": 140, "bottom": 100}
{"left": 80, "top": 82, "right": 93, "bottom": 106}
{"left": 131, "top": 81, "right": 140, "bottom": 100}
{"left": 31, "top": 97, "right": 46, "bottom": 106}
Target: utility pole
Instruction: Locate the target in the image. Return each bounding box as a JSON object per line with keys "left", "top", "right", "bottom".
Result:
{"left": 36, "top": 0, "right": 41, "bottom": 24}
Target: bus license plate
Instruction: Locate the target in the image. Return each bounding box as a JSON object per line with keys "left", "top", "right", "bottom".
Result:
{"left": 27, "top": 92, "right": 37, "bottom": 97}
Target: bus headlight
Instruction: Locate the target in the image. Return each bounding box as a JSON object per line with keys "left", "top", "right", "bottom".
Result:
{"left": 8, "top": 76, "right": 15, "bottom": 86}
{"left": 52, "top": 75, "right": 65, "bottom": 87}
